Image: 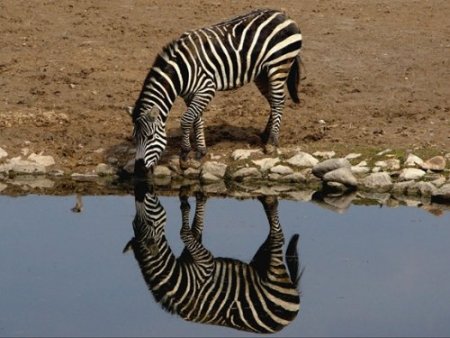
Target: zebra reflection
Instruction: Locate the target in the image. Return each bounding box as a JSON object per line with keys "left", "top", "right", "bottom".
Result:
{"left": 125, "top": 182, "right": 303, "bottom": 334}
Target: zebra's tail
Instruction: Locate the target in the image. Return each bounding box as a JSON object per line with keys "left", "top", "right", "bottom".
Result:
{"left": 286, "top": 234, "right": 304, "bottom": 289}
{"left": 287, "top": 55, "right": 301, "bottom": 104}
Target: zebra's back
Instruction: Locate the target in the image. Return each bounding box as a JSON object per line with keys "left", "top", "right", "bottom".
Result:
{"left": 177, "top": 258, "right": 300, "bottom": 333}
{"left": 172, "top": 8, "right": 302, "bottom": 91}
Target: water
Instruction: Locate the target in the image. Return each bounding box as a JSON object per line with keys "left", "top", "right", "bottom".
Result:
{"left": 1, "top": 186, "right": 450, "bottom": 337}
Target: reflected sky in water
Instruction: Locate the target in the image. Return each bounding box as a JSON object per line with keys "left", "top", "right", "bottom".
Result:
{"left": 0, "top": 193, "right": 449, "bottom": 337}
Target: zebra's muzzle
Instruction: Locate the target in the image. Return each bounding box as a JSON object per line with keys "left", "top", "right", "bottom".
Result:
{"left": 134, "top": 158, "right": 152, "bottom": 177}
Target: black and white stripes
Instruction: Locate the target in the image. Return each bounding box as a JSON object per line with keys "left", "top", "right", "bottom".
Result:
{"left": 125, "top": 182, "right": 302, "bottom": 333}
{"left": 132, "top": 8, "right": 302, "bottom": 171}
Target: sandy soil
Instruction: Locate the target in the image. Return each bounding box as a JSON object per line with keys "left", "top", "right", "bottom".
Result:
{"left": 1, "top": 0, "right": 449, "bottom": 173}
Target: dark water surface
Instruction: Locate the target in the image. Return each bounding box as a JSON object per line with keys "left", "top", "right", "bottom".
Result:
{"left": 1, "top": 190, "right": 449, "bottom": 337}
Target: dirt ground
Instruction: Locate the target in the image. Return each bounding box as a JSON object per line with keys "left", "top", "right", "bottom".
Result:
{"left": 1, "top": 0, "right": 449, "bottom": 173}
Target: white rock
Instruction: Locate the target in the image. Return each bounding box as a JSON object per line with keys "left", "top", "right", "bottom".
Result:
{"left": 0, "top": 147, "right": 8, "bottom": 159}
{"left": 355, "top": 160, "right": 368, "bottom": 167}
{"left": 153, "top": 165, "right": 171, "bottom": 177}
{"left": 270, "top": 165, "right": 294, "bottom": 175}
{"left": 345, "top": 153, "right": 362, "bottom": 160}
{"left": 398, "top": 168, "right": 426, "bottom": 181}
{"left": 184, "top": 167, "right": 201, "bottom": 177}
{"left": 377, "top": 148, "right": 392, "bottom": 156}
{"left": 404, "top": 154, "right": 423, "bottom": 167}
{"left": 421, "top": 156, "right": 446, "bottom": 171}
{"left": 312, "top": 158, "right": 351, "bottom": 178}
{"left": 287, "top": 152, "right": 319, "bottom": 167}
{"left": 360, "top": 172, "right": 393, "bottom": 192}
{"left": 374, "top": 159, "right": 400, "bottom": 170}
{"left": 231, "top": 167, "right": 262, "bottom": 179}
{"left": 95, "top": 163, "right": 116, "bottom": 175}
{"left": 351, "top": 166, "right": 370, "bottom": 174}
{"left": 323, "top": 167, "right": 358, "bottom": 187}
{"left": 201, "top": 172, "right": 221, "bottom": 182}
{"left": 231, "top": 149, "right": 262, "bottom": 161}
{"left": 71, "top": 173, "right": 98, "bottom": 181}
{"left": 201, "top": 161, "right": 227, "bottom": 178}
{"left": 313, "top": 151, "right": 335, "bottom": 159}
{"left": 28, "top": 153, "right": 55, "bottom": 167}
{"left": 252, "top": 158, "right": 279, "bottom": 172}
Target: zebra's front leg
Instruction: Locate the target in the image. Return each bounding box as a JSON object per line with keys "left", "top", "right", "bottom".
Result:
{"left": 179, "top": 85, "right": 215, "bottom": 169}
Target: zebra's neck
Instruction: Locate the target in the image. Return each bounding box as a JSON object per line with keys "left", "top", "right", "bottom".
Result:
{"left": 137, "top": 45, "right": 189, "bottom": 123}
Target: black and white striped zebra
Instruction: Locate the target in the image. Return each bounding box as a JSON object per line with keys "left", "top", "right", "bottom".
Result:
{"left": 131, "top": 8, "right": 302, "bottom": 172}
{"left": 124, "top": 182, "right": 303, "bottom": 334}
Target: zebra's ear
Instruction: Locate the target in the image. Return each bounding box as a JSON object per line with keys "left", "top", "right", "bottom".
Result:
{"left": 146, "top": 106, "right": 160, "bottom": 122}
{"left": 122, "top": 239, "right": 134, "bottom": 254}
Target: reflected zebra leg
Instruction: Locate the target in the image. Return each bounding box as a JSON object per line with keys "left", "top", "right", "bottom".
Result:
{"left": 178, "top": 190, "right": 213, "bottom": 267}
{"left": 191, "top": 192, "right": 207, "bottom": 241}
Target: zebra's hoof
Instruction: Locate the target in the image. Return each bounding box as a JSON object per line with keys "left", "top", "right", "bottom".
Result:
{"left": 264, "top": 144, "right": 278, "bottom": 155}
{"left": 195, "top": 149, "right": 207, "bottom": 160}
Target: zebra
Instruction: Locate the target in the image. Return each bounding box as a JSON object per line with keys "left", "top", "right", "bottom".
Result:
{"left": 124, "top": 181, "right": 303, "bottom": 334}
{"left": 131, "top": 8, "right": 303, "bottom": 173}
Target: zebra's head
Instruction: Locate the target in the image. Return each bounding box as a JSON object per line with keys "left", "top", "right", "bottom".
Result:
{"left": 132, "top": 105, "right": 167, "bottom": 174}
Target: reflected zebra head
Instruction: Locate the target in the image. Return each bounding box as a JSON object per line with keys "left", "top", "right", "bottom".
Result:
{"left": 132, "top": 105, "right": 167, "bottom": 174}
{"left": 124, "top": 181, "right": 167, "bottom": 256}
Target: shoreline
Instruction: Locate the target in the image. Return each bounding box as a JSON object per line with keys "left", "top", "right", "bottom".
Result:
{"left": 1, "top": 147, "right": 449, "bottom": 214}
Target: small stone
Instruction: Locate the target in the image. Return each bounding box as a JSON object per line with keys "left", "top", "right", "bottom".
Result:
{"left": 95, "top": 163, "right": 116, "bottom": 175}
{"left": 351, "top": 166, "right": 370, "bottom": 175}
{"left": 430, "top": 175, "right": 446, "bottom": 188}
{"left": 183, "top": 167, "right": 200, "bottom": 177}
{"left": 231, "top": 149, "right": 262, "bottom": 160}
{"left": 153, "top": 165, "right": 171, "bottom": 177}
{"left": 28, "top": 153, "right": 55, "bottom": 167}
{"left": 398, "top": 168, "right": 426, "bottom": 181}
{"left": 201, "top": 172, "right": 221, "bottom": 182}
{"left": 323, "top": 167, "right": 358, "bottom": 187}
{"left": 201, "top": 161, "right": 227, "bottom": 179}
{"left": 377, "top": 148, "right": 392, "bottom": 156}
{"left": 0, "top": 182, "right": 6, "bottom": 192}
{"left": 252, "top": 157, "right": 279, "bottom": 171}
{"left": 421, "top": 156, "right": 446, "bottom": 171}
{"left": 360, "top": 172, "right": 393, "bottom": 192}
{"left": 345, "top": 153, "right": 362, "bottom": 160}
{"left": 286, "top": 152, "right": 319, "bottom": 167}
{"left": 312, "top": 158, "right": 351, "bottom": 178}
{"left": 94, "top": 148, "right": 105, "bottom": 154}
{"left": 374, "top": 159, "right": 400, "bottom": 170}
{"left": 270, "top": 165, "right": 294, "bottom": 175}
{"left": 231, "top": 167, "right": 262, "bottom": 180}
{"left": 356, "top": 160, "right": 368, "bottom": 167}
{"left": 404, "top": 154, "right": 423, "bottom": 167}
{"left": 313, "top": 151, "right": 335, "bottom": 159}
{"left": 107, "top": 157, "right": 118, "bottom": 165}
{"left": 0, "top": 147, "right": 8, "bottom": 159}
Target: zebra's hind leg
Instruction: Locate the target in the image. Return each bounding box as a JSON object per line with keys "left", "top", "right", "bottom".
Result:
{"left": 255, "top": 71, "right": 272, "bottom": 144}
{"left": 263, "top": 65, "right": 291, "bottom": 155}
